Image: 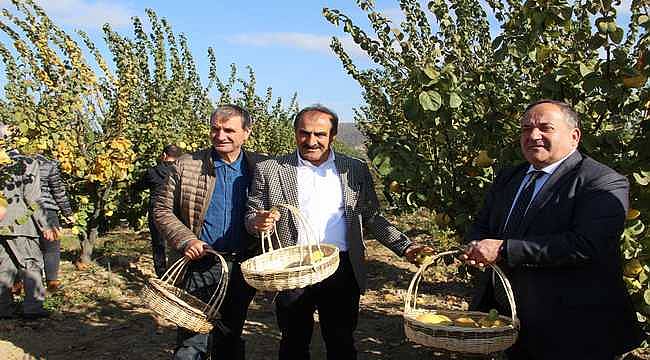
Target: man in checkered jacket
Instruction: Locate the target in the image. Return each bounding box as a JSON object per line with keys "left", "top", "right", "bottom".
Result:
{"left": 246, "top": 104, "right": 433, "bottom": 360}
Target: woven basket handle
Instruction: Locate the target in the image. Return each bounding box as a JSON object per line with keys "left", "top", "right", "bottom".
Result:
{"left": 259, "top": 204, "right": 322, "bottom": 264}
{"left": 157, "top": 245, "right": 230, "bottom": 320}
{"left": 201, "top": 247, "right": 230, "bottom": 320}
{"left": 404, "top": 250, "right": 519, "bottom": 328}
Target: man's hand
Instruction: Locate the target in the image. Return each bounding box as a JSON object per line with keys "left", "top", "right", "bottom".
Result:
{"left": 62, "top": 214, "right": 77, "bottom": 226}
{"left": 252, "top": 209, "right": 281, "bottom": 233}
{"left": 460, "top": 239, "right": 503, "bottom": 267}
{"left": 184, "top": 239, "right": 207, "bottom": 260}
{"left": 404, "top": 244, "right": 435, "bottom": 265}
{"left": 42, "top": 228, "right": 60, "bottom": 241}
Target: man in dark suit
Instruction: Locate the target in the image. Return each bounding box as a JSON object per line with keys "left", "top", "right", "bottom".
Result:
{"left": 246, "top": 104, "right": 432, "bottom": 360}
{"left": 463, "top": 100, "right": 643, "bottom": 360}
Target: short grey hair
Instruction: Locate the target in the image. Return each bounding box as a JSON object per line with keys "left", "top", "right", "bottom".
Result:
{"left": 522, "top": 99, "right": 580, "bottom": 129}
{"left": 210, "top": 104, "right": 252, "bottom": 129}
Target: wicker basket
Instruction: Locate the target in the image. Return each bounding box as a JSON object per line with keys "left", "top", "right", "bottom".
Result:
{"left": 241, "top": 204, "right": 340, "bottom": 291}
{"left": 141, "top": 248, "right": 229, "bottom": 334}
{"left": 403, "top": 250, "right": 519, "bottom": 354}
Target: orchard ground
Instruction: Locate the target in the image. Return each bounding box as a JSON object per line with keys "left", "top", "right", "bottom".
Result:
{"left": 0, "top": 228, "right": 647, "bottom": 360}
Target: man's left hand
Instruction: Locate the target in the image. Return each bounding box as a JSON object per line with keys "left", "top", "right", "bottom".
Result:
{"left": 461, "top": 239, "right": 503, "bottom": 267}
{"left": 404, "top": 244, "right": 435, "bottom": 265}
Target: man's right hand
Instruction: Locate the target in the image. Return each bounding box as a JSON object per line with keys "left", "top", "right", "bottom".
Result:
{"left": 184, "top": 239, "right": 207, "bottom": 260}
{"left": 252, "top": 209, "right": 281, "bottom": 233}
{"left": 42, "top": 228, "right": 60, "bottom": 241}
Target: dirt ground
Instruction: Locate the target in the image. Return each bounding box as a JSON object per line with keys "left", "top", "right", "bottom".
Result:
{"left": 0, "top": 232, "right": 647, "bottom": 360}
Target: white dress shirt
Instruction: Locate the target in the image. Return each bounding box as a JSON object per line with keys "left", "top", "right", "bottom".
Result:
{"left": 505, "top": 149, "right": 577, "bottom": 225}
{"left": 296, "top": 150, "right": 348, "bottom": 251}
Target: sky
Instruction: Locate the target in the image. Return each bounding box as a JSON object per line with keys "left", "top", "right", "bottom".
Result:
{"left": 0, "top": 0, "right": 633, "bottom": 122}
{"left": 0, "top": 0, "right": 423, "bottom": 122}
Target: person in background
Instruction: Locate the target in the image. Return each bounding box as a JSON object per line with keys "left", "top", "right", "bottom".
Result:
{"left": 135, "top": 144, "right": 182, "bottom": 277}
{"left": 0, "top": 123, "right": 55, "bottom": 319}
{"left": 35, "top": 153, "right": 74, "bottom": 291}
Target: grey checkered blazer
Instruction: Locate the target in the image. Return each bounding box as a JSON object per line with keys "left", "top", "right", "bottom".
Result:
{"left": 245, "top": 151, "right": 411, "bottom": 292}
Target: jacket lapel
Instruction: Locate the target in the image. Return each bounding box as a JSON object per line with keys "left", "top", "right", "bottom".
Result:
{"left": 278, "top": 153, "right": 300, "bottom": 208}
{"left": 334, "top": 153, "right": 357, "bottom": 226}
{"left": 518, "top": 151, "right": 583, "bottom": 234}
{"left": 499, "top": 167, "right": 528, "bottom": 234}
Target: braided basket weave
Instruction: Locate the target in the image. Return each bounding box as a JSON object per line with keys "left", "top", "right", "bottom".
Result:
{"left": 241, "top": 204, "right": 340, "bottom": 291}
{"left": 141, "top": 248, "right": 229, "bottom": 333}
{"left": 403, "top": 250, "right": 519, "bottom": 354}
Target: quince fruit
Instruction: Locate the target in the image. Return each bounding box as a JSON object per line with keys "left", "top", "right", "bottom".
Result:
{"left": 475, "top": 150, "right": 494, "bottom": 168}
{"left": 623, "top": 259, "right": 643, "bottom": 277}
{"left": 310, "top": 250, "right": 324, "bottom": 262}
{"left": 453, "top": 316, "right": 479, "bottom": 328}
{"left": 415, "top": 313, "right": 453, "bottom": 325}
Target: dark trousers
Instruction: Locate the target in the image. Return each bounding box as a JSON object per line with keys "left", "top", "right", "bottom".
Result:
{"left": 174, "top": 256, "right": 256, "bottom": 360}
{"left": 39, "top": 209, "right": 61, "bottom": 281}
{"left": 148, "top": 213, "right": 166, "bottom": 278}
{"left": 276, "top": 252, "right": 360, "bottom": 360}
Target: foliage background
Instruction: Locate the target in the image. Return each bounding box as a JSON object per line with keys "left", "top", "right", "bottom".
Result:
{"left": 324, "top": 0, "right": 650, "bottom": 337}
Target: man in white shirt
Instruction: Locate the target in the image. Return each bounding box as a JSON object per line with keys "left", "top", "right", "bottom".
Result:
{"left": 462, "top": 100, "right": 643, "bottom": 359}
{"left": 246, "top": 105, "right": 432, "bottom": 360}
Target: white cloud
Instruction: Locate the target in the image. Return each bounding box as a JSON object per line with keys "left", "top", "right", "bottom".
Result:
{"left": 0, "top": 0, "right": 136, "bottom": 29}
{"left": 226, "top": 32, "right": 367, "bottom": 59}
{"left": 379, "top": 7, "right": 406, "bottom": 24}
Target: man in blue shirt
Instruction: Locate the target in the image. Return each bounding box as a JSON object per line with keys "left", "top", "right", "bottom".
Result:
{"left": 154, "top": 105, "right": 266, "bottom": 360}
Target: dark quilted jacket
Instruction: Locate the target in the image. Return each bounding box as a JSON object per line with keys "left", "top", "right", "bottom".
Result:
{"left": 35, "top": 154, "right": 73, "bottom": 217}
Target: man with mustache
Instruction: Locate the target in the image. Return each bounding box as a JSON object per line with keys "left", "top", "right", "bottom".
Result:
{"left": 462, "top": 100, "right": 643, "bottom": 359}
{"left": 246, "top": 104, "right": 433, "bottom": 360}
{"left": 154, "top": 105, "right": 266, "bottom": 360}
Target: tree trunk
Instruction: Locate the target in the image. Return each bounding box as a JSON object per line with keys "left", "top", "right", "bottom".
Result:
{"left": 77, "top": 182, "right": 112, "bottom": 264}
{"left": 78, "top": 221, "right": 99, "bottom": 264}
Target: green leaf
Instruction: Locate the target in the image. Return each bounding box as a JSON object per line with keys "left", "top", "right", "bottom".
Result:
{"left": 644, "top": 289, "right": 650, "bottom": 305}
{"left": 610, "top": 27, "right": 624, "bottom": 44}
{"left": 633, "top": 172, "right": 649, "bottom": 186}
{"left": 423, "top": 64, "right": 439, "bottom": 81}
{"left": 579, "top": 63, "right": 592, "bottom": 77}
{"left": 16, "top": 215, "right": 29, "bottom": 225}
{"left": 449, "top": 92, "right": 462, "bottom": 108}
{"left": 419, "top": 91, "right": 442, "bottom": 111}
{"left": 18, "top": 121, "right": 29, "bottom": 134}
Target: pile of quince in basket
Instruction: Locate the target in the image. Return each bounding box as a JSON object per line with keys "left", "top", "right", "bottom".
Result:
{"left": 416, "top": 309, "right": 505, "bottom": 328}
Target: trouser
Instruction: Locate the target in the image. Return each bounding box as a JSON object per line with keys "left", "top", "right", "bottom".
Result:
{"left": 174, "top": 255, "right": 256, "bottom": 360}
{"left": 0, "top": 236, "right": 46, "bottom": 315}
{"left": 276, "top": 252, "right": 360, "bottom": 360}
{"left": 148, "top": 213, "right": 166, "bottom": 277}
{"left": 39, "top": 210, "right": 61, "bottom": 281}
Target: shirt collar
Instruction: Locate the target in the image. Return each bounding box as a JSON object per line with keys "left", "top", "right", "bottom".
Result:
{"left": 526, "top": 149, "right": 576, "bottom": 176}
{"left": 297, "top": 149, "right": 335, "bottom": 168}
{"left": 212, "top": 149, "right": 244, "bottom": 169}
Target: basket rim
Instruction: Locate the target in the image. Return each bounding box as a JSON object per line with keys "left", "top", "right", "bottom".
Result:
{"left": 145, "top": 278, "right": 208, "bottom": 317}
{"left": 241, "top": 244, "right": 340, "bottom": 275}
{"left": 403, "top": 310, "right": 516, "bottom": 333}
{"left": 404, "top": 250, "right": 520, "bottom": 330}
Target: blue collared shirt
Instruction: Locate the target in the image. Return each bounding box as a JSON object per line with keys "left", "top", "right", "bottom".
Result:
{"left": 199, "top": 150, "right": 250, "bottom": 252}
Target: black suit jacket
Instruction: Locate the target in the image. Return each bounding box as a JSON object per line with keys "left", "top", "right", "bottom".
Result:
{"left": 467, "top": 151, "right": 643, "bottom": 359}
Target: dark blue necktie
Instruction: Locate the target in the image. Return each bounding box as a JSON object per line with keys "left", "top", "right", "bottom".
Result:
{"left": 503, "top": 170, "right": 545, "bottom": 237}
{"left": 493, "top": 170, "right": 544, "bottom": 312}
